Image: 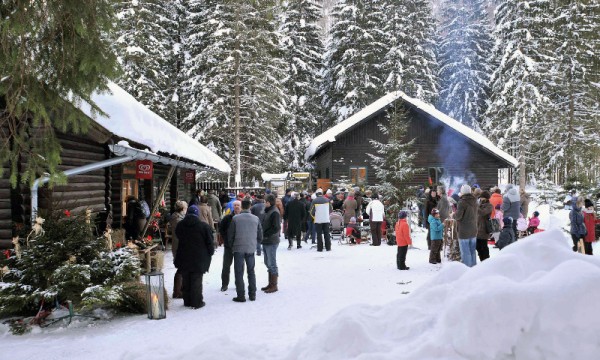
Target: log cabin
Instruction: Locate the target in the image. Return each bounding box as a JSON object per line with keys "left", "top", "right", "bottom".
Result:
{"left": 0, "top": 82, "right": 230, "bottom": 249}
{"left": 305, "top": 92, "right": 518, "bottom": 192}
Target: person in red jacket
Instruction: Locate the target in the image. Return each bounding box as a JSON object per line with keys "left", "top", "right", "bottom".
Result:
{"left": 583, "top": 199, "right": 600, "bottom": 255}
{"left": 395, "top": 211, "right": 412, "bottom": 270}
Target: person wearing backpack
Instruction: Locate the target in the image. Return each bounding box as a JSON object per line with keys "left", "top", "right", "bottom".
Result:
{"left": 497, "top": 217, "right": 516, "bottom": 250}
{"left": 476, "top": 191, "right": 493, "bottom": 261}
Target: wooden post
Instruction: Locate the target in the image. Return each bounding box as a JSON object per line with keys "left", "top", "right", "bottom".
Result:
{"left": 141, "top": 163, "right": 178, "bottom": 240}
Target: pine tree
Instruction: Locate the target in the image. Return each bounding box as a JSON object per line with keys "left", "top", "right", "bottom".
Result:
{"left": 380, "top": 0, "right": 439, "bottom": 103}
{"left": 322, "top": 0, "right": 387, "bottom": 127}
{"left": 368, "top": 103, "right": 418, "bottom": 223}
{"left": 0, "top": 213, "right": 140, "bottom": 319}
{"left": 546, "top": 0, "right": 600, "bottom": 178}
{"left": 437, "top": 0, "right": 493, "bottom": 130}
{"left": 0, "top": 1, "right": 119, "bottom": 187}
{"left": 183, "top": 0, "right": 288, "bottom": 182}
{"left": 483, "top": 0, "right": 553, "bottom": 188}
{"left": 112, "top": 0, "right": 179, "bottom": 121}
{"left": 279, "top": 0, "right": 325, "bottom": 170}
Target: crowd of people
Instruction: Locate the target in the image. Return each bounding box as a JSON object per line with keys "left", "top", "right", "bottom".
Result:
{"left": 126, "top": 183, "right": 598, "bottom": 309}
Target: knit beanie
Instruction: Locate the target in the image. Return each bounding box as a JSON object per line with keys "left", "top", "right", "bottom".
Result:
{"left": 460, "top": 184, "right": 472, "bottom": 195}
{"left": 503, "top": 217, "right": 512, "bottom": 226}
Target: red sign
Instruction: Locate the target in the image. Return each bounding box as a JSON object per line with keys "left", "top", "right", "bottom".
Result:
{"left": 184, "top": 170, "right": 196, "bottom": 184}
{"left": 135, "top": 160, "right": 153, "bottom": 179}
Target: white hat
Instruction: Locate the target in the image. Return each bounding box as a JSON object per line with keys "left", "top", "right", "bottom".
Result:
{"left": 460, "top": 184, "right": 471, "bottom": 195}
{"left": 326, "top": 189, "right": 332, "bottom": 194}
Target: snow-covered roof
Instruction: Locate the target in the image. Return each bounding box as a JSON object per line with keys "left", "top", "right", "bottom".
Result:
{"left": 76, "top": 82, "right": 231, "bottom": 173}
{"left": 261, "top": 172, "right": 289, "bottom": 182}
{"left": 305, "top": 91, "right": 518, "bottom": 167}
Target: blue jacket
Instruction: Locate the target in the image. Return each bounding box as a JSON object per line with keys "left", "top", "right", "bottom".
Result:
{"left": 569, "top": 207, "right": 587, "bottom": 236}
{"left": 428, "top": 215, "right": 444, "bottom": 240}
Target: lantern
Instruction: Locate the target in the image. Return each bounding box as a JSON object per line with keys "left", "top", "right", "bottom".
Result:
{"left": 145, "top": 271, "right": 166, "bottom": 320}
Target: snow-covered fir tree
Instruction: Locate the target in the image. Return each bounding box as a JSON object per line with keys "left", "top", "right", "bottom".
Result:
{"left": 321, "top": 0, "right": 386, "bottom": 127}
{"left": 0, "top": 1, "right": 118, "bottom": 187}
{"left": 112, "top": 0, "right": 178, "bottom": 121}
{"left": 0, "top": 213, "right": 140, "bottom": 320}
{"left": 278, "top": 0, "right": 325, "bottom": 170}
{"left": 368, "top": 104, "right": 418, "bottom": 223}
{"left": 436, "top": 0, "right": 493, "bottom": 130}
{"left": 380, "top": 0, "right": 439, "bottom": 103}
{"left": 483, "top": 0, "right": 553, "bottom": 189}
{"left": 183, "top": 0, "right": 288, "bottom": 180}
{"left": 545, "top": 0, "right": 600, "bottom": 177}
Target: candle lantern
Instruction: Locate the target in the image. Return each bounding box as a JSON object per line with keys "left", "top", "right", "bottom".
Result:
{"left": 145, "top": 271, "right": 166, "bottom": 320}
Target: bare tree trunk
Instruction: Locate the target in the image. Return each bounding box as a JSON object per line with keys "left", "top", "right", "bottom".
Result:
{"left": 234, "top": 5, "right": 241, "bottom": 188}
{"left": 518, "top": 132, "right": 526, "bottom": 190}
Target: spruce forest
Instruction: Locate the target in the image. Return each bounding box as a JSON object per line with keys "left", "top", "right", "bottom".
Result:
{"left": 3, "top": 0, "right": 597, "bottom": 187}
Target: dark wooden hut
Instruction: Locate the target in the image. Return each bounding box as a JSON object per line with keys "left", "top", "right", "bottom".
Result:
{"left": 0, "top": 82, "right": 230, "bottom": 248}
{"left": 306, "top": 92, "right": 517, "bottom": 191}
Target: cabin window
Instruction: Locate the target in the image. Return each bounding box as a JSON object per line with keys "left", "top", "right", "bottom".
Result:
{"left": 325, "top": 167, "right": 330, "bottom": 179}
{"left": 427, "top": 167, "right": 445, "bottom": 186}
{"left": 350, "top": 167, "right": 367, "bottom": 185}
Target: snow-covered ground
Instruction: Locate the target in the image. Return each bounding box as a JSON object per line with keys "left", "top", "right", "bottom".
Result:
{"left": 2, "top": 207, "right": 600, "bottom": 360}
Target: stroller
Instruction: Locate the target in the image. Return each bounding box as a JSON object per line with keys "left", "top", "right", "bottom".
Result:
{"left": 329, "top": 211, "right": 346, "bottom": 244}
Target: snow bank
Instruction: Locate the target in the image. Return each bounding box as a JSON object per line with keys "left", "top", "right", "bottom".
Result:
{"left": 287, "top": 229, "right": 600, "bottom": 360}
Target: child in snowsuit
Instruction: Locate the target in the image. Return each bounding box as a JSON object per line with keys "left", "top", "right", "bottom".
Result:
{"left": 395, "top": 211, "right": 412, "bottom": 270}
{"left": 497, "top": 217, "right": 516, "bottom": 250}
{"left": 527, "top": 211, "right": 541, "bottom": 235}
{"left": 345, "top": 217, "right": 361, "bottom": 244}
{"left": 428, "top": 208, "right": 444, "bottom": 264}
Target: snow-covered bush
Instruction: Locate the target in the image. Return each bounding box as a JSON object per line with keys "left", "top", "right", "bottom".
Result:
{"left": 0, "top": 212, "right": 140, "bottom": 320}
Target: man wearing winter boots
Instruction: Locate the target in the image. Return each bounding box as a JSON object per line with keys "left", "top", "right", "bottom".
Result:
{"left": 261, "top": 194, "right": 281, "bottom": 293}
{"left": 228, "top": 199, "right": 263, "bottom": 302}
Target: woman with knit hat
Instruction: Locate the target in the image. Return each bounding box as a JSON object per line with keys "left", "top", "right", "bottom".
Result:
{"left": 455, "top": 184, "right": 478, "bottom": 267}
{"left": 476, "top": 191, "right": 493, "bottom": 261}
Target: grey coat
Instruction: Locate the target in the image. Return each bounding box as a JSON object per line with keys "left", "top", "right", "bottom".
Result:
{"left": 455, "top": 193, "right": 478, "bottom": 239}
{"left": 228, "top": 211, "right": 263, "bottom": 253}
{"left": 502, "top": 188, "right": 521, "bottom": 220}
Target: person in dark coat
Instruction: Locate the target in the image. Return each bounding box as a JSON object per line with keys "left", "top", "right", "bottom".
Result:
{"left": 169, "top": 200, "right": 187, "bottom": 298}
{"left": 250, "top": 194, "right": 266, "bottom": 254}
{"left": 476, "top": 191, "right": 493, "bottom": 261}
{"left": 219, "top": 200, "right": 241, "bottom": 291}
{"left": 284, "top": 192, "right": 306, "bottom": 250}
{"left": 455, "top": 185, "right": 478, "bottom": 267}
{"left": 425, "top": 188, "right": 439, "bottom": 250}
{"left": 261, "top": 194, "right": 281, "bottom": 293}
{"left": 302, "top": 193, "right": 316, "bottom": 244}
{"left": 125, "top": 196, "right": 146, "bottom": 240}
{"left": 174, "top": 205, "right": 215, "bottom": 309}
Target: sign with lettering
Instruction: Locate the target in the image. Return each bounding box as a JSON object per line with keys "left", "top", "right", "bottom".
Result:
{"left": 184, "top": 169, "right": 196, "bottom": 184}
{"left": 135, "top": 160, "right": 153, "bottom": 179}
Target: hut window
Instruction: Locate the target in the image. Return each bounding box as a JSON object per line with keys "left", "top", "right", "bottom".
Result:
{"left": 325, "top": 168, "right": 330, "bottom": 179}
{"left": 122, "top": 179, "right": 139, "bottom": 216}
{"left": 350, "top": 167, "right": 367, "bottom": 185}
{"left": 427, "top": 167, "right": 445, "bottom": 186}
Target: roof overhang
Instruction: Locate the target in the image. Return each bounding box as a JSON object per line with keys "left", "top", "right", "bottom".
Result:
{"left": 73, "top": 81, "right": 231, "bottom": 173}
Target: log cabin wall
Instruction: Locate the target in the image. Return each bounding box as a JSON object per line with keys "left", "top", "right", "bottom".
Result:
{"left": 38, "top": 132, "right": 109, "bottom": 220}
{"left": 0, "top": 163, "right": 12, "bottom": 248}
